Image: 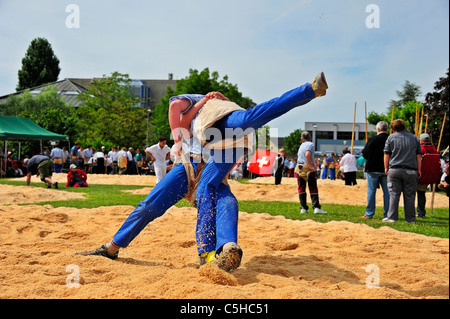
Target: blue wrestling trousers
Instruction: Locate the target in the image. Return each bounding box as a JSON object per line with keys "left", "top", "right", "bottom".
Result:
{"left": 196, "top": 82, "right": 316, "bottom": 254}
{"left": 113, "top": 159, "right": 199, "bottom": 248}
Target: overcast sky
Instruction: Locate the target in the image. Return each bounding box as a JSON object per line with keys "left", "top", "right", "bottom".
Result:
{"left": 0, "top": 0, "right": 448, "bottom": 136}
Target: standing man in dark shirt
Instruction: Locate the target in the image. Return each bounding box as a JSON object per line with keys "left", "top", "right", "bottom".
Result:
{"left": 361, "top": 121, "right": 390, "bottom": 219}
{"left": 274, "top": 148, "right": 286, "bottom": 185}
{"left": 26, "top": 154, "right": 59, "bottom": 188}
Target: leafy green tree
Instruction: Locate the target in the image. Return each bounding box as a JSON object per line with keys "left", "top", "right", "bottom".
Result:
{"left": 389, "top": 80, "right": 422, "bottom": 110}
{"left": 76, "top": 72, "right": 147, "bottom": 148}
{"left": 398, "top": 101, "right": 424, "bottom": 133}
{"left": 150, "top": 68, "right": 254, "bottom": 145}
{"left": 368, "top": 80, "right": 424, "bottom": 134}
{"left": 425, "top": 69, "right": 449, "bottom": 149}
{"left": 368, "top": 101, "right": 424, "bottom": 134}
{"left": 17, "top": 37, "right": 61, "bottom": 91}
{"left": 283, "top": 128, "right": 303, "bottom": 156}
{"left": 367, "top": 110, "right": 389, "bottom": 127}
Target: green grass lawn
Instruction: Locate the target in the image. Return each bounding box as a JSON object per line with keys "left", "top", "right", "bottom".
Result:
{"left": 1, "top": 178, "right": 448, "bottom": 238}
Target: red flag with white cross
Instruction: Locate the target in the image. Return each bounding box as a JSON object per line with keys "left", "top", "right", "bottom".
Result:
{"left": 247, "top": 149, "right": 278, "bottom": 176}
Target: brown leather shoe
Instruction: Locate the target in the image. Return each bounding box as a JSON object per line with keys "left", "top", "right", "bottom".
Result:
{"left": 311, "top": 72, "right": 328, "bottom": 97}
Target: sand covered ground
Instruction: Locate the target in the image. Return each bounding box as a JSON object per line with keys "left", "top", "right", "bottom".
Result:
{"left": 0, "top": 173, "right": 448, "bottom": 299}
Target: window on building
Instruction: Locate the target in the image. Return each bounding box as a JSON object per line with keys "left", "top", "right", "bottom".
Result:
{"left": 358, "top": 132, "right": 366, "bottom": 141}
{"left": 337, "top": 131, "right": 353, "bottom": 140}
{"left": 316, "top": 131, "right": 334, "bottom": 139}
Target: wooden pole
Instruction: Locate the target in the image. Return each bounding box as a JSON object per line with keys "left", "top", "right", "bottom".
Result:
{"left": 430, "top": 112, "right": 447, "bottom": 215}
{"left": 437, "top": 112, "right": 446, "bottom": 151}
{"left": 391, "top": 101, "right": 395, "bottom": 123}
{"left": 365, "top": 102, "right": 368, "bottom": 142}
{"left": 442, "top": 145, "right": 449, "bottom": 157}
{"left": 418, "top": 106, "right": 424, "bottom": 136}
{"left": 351, "top": 102, "right": 356, "bottom": 154}
{"left": 364, "top": 102, "right": 369, "bottom": 143}
{"left": 390, "top": 102, "right": 395, "bottom": 135}
{"left": 424, "top": 113, "right": 429, "bottom": 134}
{"left": 414, "top": 102, "right": 419, "bottom": 137}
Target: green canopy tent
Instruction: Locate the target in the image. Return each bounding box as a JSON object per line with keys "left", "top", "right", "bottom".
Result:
{"left": 0, "top": 115, "right": 69, "bottom": 177}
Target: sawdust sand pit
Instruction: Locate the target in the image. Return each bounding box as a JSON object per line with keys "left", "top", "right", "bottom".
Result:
{"left": 0, "top": 174, "right": 448, "bottom": 299}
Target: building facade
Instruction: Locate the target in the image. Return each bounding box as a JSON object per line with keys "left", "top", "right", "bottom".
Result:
{"left": 305, "top": 121, "right": 376, "bottom": 155}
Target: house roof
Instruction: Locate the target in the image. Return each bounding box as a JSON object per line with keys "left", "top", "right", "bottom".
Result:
{"left": 0, "top": 78, "right": 87, "bottom": 107}
{"left": 69, "top": 78, "right": 177, "bottom": 109}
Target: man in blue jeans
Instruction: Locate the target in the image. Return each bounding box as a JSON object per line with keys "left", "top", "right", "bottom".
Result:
{"left": 361, "top": 121, "right": 390, "bottom": 219}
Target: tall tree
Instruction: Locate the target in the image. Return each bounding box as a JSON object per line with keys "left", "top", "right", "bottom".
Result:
{"left": 389, "top": 80, "right": 422, "bottom": 110}
{"left": 369, "top": 80, "right": 424, "bottom": 133}
{"left": 17, "top": 38, "right": 61, "bottom": 91}
{"left": 150, "top": 68, "right": 254, "bottom": 145}
{"left": 76, "top": 72, "right": 147, "bottom": 148}
{"left": 283, "top": 128, "right": 303, "bottom": 156}
{"left": 425, "top": 69, "right": 449, "bottom": 150}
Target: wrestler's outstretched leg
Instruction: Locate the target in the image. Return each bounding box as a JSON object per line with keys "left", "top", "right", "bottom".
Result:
{"left": 196, "top": 73, "right": 328, "bottom": 270}
{"left": 196, "top": 150, "right": 236, "bottom": 256}
{"left": 76, "top": 161, "right": 197, "bottom": 259}
{"left": 211, "top": 183, "right": 242, "bottom": 272}
{"left": 212, "top": 73, "right": 327, "bottom": 135}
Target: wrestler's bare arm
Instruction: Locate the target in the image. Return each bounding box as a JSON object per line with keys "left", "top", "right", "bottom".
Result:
{"left": 170, "top": 92, "right": 229, "bottom": 139}
{"left": 169, "top": 92, "right": 229, "bottom": 156}
{"left": 169, "top": 99, "right": 191, "bottom": 142}
{"left": 178, "top": 92, "right": 229, "bottom": 131}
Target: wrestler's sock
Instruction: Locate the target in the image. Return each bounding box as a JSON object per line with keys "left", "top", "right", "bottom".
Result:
{"left": 200, "top": 251, "right": 216, "bottom": 264}
{"left": 105, "top": 240, "right": 120, "bottom": 255}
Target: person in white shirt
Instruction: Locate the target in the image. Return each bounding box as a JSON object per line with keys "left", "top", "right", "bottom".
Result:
{"left": 93, "top": 148, "right": 106, "bottom": 174}
{"left": 230, "top": 163, "right": 243, "bottom": 179}
{"left": 108, "top": 147, "right": 118, "bottom": 174}
{"left": 84, "top": 145, "right": 93, "bottom": 164}
{"left": 340, "top": 147, "right": 358, "bottom": 186}
{"left": 146, "top": 136, "right": 171, "bottom": 183}
{"left": 116, "top": 147, "right": 128, "bottom": 175}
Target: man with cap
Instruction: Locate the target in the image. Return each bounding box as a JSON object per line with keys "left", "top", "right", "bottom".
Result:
{"left": 66, "top": 164, "right": 88, "bottom": 187}
{"left": 416, "top": 133, "right": 440, "bottom": 218}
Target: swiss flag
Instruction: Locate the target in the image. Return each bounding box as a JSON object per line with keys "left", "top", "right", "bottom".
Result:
{"left": 247, "top": 149, "right": 278, "bottom": 176}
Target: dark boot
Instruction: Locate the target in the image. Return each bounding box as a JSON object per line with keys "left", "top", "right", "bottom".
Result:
{"left": 299, "top": 193, "right": 308, "bottom": 213}
{"left": 311, "top": 194, "right": 320, "bottom": 209}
